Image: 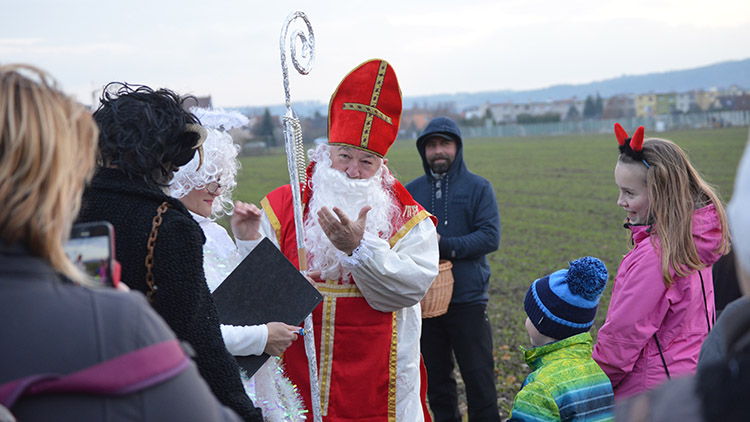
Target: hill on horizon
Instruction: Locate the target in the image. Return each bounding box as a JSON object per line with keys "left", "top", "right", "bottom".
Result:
{"left": 236, "top": 57, "right": 750, "bottom": 117}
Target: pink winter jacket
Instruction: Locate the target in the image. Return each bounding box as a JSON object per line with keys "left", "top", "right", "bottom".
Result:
{"left": 592, "top": 204, "right": 723, "bottom": 399}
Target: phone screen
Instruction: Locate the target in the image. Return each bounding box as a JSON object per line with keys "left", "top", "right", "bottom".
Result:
{"left": 64, "top": 222, "right": 117, "bottom": 287}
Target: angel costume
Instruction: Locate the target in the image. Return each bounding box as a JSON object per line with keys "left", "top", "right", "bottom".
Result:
{"left": 170, "top": 107, "right": 306, "bottom": 422}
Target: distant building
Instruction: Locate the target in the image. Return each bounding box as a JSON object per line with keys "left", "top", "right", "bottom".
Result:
{"left": 401, "top": 106, "right": 433, "bottom": 133}
{"left": 468, "top": 86, "right": 746, "bottom": 122}
{"left": 676, "top": 92, "right": 696, "bottom": 113}
{"left": 464, "top": 105, "right": 484, "bottom": 120}
{"left": 726, "top": 85, "right": 745, "bottom": 96}
{"left": 735, "top": 94, "right": 750, "bottom": 111}
{"left": 695, "top": 90, "right": 720, "bottom": 111}
{"left": 717, "top": 95, "right": 739, "bottom": 111}
{"left": 655, "top": 93, "right": 677, "bottom": 115}
{"left": 557, "top": 98, "right": 586, "bottom": 121}
{"left": 545, "top": 98, "right": 584, "bottom": 121}
{"left": 635, "top": 94, "right": 656, "bottom": 118}
{"left": 488, "top": 102, "right": 515, "bottom": 123}
{"left": 602, "top": 95, "right": 635, "bottom": 119}
{"left": 474, "top": 98, "right": 583, "bottom": 124}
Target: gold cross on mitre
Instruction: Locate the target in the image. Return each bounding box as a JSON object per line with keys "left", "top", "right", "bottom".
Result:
{"left": 341, "top": 61, "right": 393, "bottom": 150}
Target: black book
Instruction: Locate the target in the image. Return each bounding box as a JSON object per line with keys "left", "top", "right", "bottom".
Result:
{"left": 212, "top": 237, "right": 323, "bottom": 377}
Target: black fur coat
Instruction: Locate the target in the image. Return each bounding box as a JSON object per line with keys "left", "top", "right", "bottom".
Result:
{"left": 78, "top": 168, "right": 261, "bottom": 422}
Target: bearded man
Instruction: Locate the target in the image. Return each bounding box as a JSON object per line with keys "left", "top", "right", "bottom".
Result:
{"left": 235, "top": 59, "right": 439, "bottom": 422}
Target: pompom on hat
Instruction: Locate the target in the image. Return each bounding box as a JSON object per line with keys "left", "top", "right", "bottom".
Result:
{"left": 524, "top": 257, "right": 609, "bottom": 340}
{"left": 327, "top": 59, "right": 402, "bottom": 158}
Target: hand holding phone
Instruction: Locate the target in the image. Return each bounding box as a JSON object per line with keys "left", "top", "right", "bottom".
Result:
{"left": 64, "top": 221, "right": 120, "bottom": 288}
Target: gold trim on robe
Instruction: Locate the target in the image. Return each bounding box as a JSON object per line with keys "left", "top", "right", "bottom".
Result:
{"left": 260, "top": 197, "right": 282, "bottom": 244}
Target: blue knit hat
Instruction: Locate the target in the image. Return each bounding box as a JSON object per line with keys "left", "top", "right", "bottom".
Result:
{"left": 524, "top": 256, "right": 608, "bottom": 340}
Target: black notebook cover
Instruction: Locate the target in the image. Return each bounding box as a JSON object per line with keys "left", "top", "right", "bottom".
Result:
{"left": 212, "top": 237, "right": 323, "bottom": 377}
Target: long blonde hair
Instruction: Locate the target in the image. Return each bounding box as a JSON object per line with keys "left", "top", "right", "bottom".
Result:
{"left": 620, "top": 137, "right": 730, "bottom": 287}
{"left": 0, "top": 64, "right": 99, "bottom": 283}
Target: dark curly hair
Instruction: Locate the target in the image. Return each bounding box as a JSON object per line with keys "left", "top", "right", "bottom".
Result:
{"left": 93, "top": 83, "right": 201, "bottom": 188}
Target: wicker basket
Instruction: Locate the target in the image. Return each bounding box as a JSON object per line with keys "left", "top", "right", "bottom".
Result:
{"left": 421, "top": 260, "right": 454, "bottom": 318}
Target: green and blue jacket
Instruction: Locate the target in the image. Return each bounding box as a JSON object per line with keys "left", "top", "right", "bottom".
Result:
{"left": 508, "top": 332, "right": 614, "bottom": 422}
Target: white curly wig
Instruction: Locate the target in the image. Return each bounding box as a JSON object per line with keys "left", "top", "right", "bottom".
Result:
{"left": 170, "top": 107, "right": 248, "bottom": 217}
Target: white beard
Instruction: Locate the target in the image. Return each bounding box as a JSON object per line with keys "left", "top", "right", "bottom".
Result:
{"left": 304, "top": 146, "right": 398, "bottom": 282}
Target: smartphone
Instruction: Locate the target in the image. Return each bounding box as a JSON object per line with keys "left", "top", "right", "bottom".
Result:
{"left": 64, "top": 221, "right": 120, "bottom": 288}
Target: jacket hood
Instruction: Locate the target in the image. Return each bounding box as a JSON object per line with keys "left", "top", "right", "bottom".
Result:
{"left": 691, "top": 203, "right": 725, "bottom": 267}
{"left": 630, "top": 203, "right": 725, "bottom": 268}
{"left": 523, "top": 332, "right": 594, "bottom": 370}
{"left": 416, "top": 117, "right": 465, "bottom": 177}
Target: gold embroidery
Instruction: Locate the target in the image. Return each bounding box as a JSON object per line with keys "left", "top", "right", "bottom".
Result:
{"left": 316, "top": 282, "right": 363, "bottom": 298}
{"left": 260, "top": 197, "right": 282, "bottom": 244}
{"left": 402, "top": 205, "right": 419, "bottom": 218}
{"left": 390, "top": 209, "right": 431, "bottom": 247}
{"left": 319, "top": 287, "right": 336, "bottom": 416}
{"left": 388, "top": 311, "right": 398, "bottom": 422}
{"left": 341, "top": 60, "right": 391, "bottom": 149}
{"left": 342, "top": 103, "right": 393, "bottom": 125}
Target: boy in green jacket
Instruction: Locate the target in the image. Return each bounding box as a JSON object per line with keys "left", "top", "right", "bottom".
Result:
{"left": 508, "top": 257, "right": 614, "bottom": 422}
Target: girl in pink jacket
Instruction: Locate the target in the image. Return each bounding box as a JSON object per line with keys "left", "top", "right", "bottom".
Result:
{"left": 592, "top": 124, "right": 730, "bottom": 399}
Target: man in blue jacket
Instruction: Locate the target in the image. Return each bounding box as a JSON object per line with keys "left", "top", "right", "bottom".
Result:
{"left": 406, "top": 117, "right": 502, "bottom": 422}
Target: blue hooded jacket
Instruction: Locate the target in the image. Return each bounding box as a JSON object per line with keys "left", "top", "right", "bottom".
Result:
{"left": 405, "top": 117, "right": 501, "bottom": 306}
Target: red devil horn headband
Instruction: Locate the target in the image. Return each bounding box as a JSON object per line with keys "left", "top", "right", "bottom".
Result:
{"left": 631, "top": 126, "right": 645, "bottom": 151}
{"left": 614, "top": 123, "right": 649, "bottom": 168}
{"left": 614, "top": 122, "right": 629, "bottom": 146}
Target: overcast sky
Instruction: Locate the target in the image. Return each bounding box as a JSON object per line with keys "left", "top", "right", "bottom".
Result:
{"left": 4, "top": 0, "right": 750, "bottom": 108}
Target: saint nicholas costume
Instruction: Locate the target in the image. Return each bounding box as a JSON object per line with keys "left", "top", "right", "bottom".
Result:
{"left": 241, "top": 59, "right": 440, "bottom": 422}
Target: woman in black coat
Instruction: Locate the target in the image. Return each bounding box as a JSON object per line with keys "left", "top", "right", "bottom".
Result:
{"left": 77, "top": 83, "right": 262, "bottom": 422}
{"left": 0, "top": 64, "right": 242, "bottom": 421}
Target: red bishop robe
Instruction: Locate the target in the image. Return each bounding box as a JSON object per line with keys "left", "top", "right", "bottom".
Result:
{"left": 259, "top": 172, "right": 435, "bottom": 422}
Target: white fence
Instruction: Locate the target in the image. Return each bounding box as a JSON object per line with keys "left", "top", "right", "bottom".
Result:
{"left": 458, "top": 110, "right": 750, "bottom": 139}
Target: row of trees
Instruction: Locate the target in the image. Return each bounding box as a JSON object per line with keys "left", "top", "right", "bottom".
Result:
{"left": 582, "top": 94, "right": 605, "bottom": 119}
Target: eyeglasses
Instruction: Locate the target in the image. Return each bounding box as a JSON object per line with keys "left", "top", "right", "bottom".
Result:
{"left": 206, "top": 181, "right": 223, "bottom": 194}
